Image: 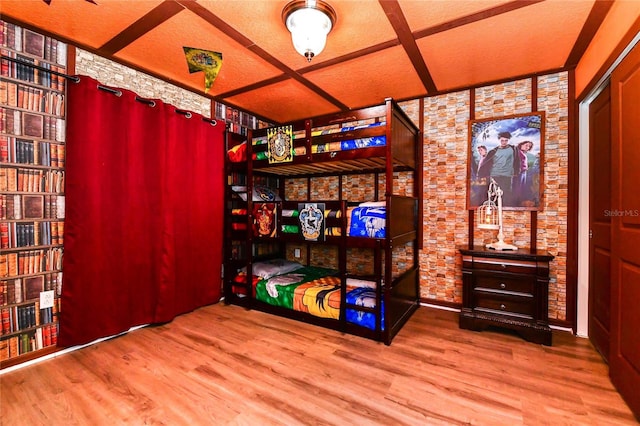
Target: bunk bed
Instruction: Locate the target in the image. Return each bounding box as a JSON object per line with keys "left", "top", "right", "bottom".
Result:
{"left": 223, "top": 98, "right": 421, "bottom": 345}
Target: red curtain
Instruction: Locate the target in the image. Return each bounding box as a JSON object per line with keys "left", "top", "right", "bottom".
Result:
{"left": 59, "top": 76, "right": 224, "bottom": 346}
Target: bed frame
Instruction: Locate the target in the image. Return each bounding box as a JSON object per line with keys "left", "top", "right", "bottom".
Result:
{"left": 223, "top": 98, "right": 421, "bottom": 345}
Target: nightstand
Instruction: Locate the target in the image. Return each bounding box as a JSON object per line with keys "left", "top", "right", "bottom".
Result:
{"left": 459, "top": 246, "right": 554, "bottom": 345}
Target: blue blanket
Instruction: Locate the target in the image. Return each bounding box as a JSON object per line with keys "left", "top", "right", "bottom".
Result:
{"left": 345, "top": 287, "right": 384, "bottom": 331}
{"left": 348, "top": 206, "right": 386, "bottom": 238}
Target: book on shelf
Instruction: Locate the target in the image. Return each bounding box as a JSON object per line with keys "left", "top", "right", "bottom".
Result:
{"left": 1, "top": 168, "right": 65, "bottom": 193}
{"left": 0, "top": 222, "right": 7, "bottom": 248}
{"left": 21, "top": 111, "right": 44, "bottom": 139}
{"left": 1, "top": 308, "right": 10, "bottom": 335}
{"left": 1, "top": 20, "right": 65, "bottom": 366}
{"left": 22, "top": 275, "right": 43, "bottom": 301}
{"left": 1, "top": 194, "right": 65, "bottom": 220}
{"left": 55, "top": 194, "right": 65, "bottom": 218}
{"left": 1, "top": 21, "right": 66, "bottom": 65}
{"left": 214, "top": 100, "right": 268, "bottom": 132}
{"left": 0, "top": 249, "right": 62, "bottom": 277}
{"left": 0, "top": 339, "right": 8, "bottom": 360}
{"left": 0, "top": 138, "right": 65, "bottom": 167}
{"left": 22, "top": 194, "right": 44, "bottom": 219}
{"left": 22, "top": 29, "right": 45, "bottom": 58}
{"left": 0, "top": 278, "right": 23, "bottom": 304}
{"left": 14, "top": 54, "right": 35, "bottom": 83}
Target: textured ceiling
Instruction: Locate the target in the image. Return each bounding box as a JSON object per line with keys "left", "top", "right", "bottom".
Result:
{"left": 0, "top": 0, "right": 611, "bottom": 123}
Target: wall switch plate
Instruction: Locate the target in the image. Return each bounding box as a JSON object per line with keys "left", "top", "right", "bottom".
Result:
{"left": 40, "top": 290, "right": 55, "bottom": 309}
{"left": 294, "top": 248, "right": 301, "bottom": 258}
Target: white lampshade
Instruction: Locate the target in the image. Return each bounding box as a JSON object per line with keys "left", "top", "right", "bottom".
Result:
{"left": 283, "top": 0, "right": 336, "bottom": 62}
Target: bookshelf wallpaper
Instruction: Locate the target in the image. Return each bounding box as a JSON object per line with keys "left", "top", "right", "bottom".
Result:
{"left": 1, "top": 21, "right": 66, "bottom": 363}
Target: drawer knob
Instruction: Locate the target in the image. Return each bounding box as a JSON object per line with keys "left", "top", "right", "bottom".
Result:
{"left": 501, "top": 264, "right": 506, "bottom": 269}
{"left": 500, "top": 304, "right": 506, "bottom": 310}
{"left": 500, "top": 283, "right": 506, "bottom": 289}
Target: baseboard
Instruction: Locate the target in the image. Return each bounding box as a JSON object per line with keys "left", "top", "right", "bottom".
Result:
{"left": 0, "top": 324, "right": 148, "bottom": 376}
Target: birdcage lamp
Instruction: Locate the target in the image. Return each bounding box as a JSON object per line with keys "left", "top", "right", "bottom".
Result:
{"left": 477, "top": 178, "right": 517, "bottom": 250}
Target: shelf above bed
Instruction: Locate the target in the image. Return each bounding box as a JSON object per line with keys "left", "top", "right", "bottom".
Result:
{"left": 248, "top": 98, "right": 418, "bottom": 178}
{"left": 252, "top": 153, "right": 416, "bottom": 177}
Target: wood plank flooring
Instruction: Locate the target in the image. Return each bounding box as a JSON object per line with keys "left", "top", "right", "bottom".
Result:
{"left": 0, "top": 304, "right": 636, "bottom": 425}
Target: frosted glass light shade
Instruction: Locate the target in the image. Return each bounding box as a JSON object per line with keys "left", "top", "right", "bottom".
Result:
{"left": 283, "top": 0, "right": 336, "bottom": 62}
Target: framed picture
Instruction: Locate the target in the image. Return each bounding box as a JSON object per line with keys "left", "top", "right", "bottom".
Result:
{"left": 467, "top": 112, "right": 545, "bottom": 210}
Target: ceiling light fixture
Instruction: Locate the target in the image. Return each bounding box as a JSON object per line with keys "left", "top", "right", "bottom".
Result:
{"left": 283, "top": 0, "right": 336, "bottom": 62}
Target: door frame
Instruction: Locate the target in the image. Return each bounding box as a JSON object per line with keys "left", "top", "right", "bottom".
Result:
{"left": 576, "top": 33, "right": 640, "bottom": 338}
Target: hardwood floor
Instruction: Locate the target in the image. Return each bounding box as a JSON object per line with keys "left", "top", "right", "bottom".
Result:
{"left": 0, "top": 304, "right": 636, "bottom": 425}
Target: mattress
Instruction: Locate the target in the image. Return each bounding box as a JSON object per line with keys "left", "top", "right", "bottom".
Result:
{"left": 248, "top": 264, "right": 384, "bottom": 330}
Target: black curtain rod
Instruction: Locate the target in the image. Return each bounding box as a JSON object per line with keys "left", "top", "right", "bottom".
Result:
{"left": 97, "top": 84, "right": 122, "bottom": 96}
{"left": 3, "top": 54, "right": 218, "bottom": 125}
{"left": 1, "top": 54, "right": 80, "bottom": 82}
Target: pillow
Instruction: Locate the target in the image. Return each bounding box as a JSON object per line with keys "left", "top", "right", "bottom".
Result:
{"left": 250, "top": 259, "right": 304, "bottom": 279}
{"left": 346, "top": 277, "right": 376, "bottom": 288}
{"left": 358, "top": 201, "right": 386, "bottom": 207}
{"left": 227, "top": 141, "right": 247, "bottom": 162}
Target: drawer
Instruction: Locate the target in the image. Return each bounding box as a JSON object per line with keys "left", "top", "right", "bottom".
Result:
{"left": 474, "top": 293, "right": 535, "bottom": 318}
{"left": 473, "top": 274, "right": 535, "bottom": 295}
{"left": 472, "top": 257, "right": 537, "bottom": 275}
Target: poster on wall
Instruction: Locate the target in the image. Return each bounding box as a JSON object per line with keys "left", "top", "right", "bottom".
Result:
{"left": 467, "top": 112, "right": 545, "bottom": 210}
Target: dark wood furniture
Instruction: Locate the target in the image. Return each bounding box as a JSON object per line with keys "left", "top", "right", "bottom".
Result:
{"left": 459, "top": 246, "right": 554, "bottom": 345}
{"left": 223, "top": 99, "right": 421, "bottom": 345}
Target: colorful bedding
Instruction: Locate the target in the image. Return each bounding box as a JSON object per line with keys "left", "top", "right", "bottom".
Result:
{"left": 250, "top": 265, "right": 383, "bottom": 329}
{"left": 255, "top": 266, "right": 341, "bottom": 319}
{"left": 279, "top": 204, "right": 386, "bottom": 239}
{"left": 247, "top": 136, "right": 387, "bottom": 160}
{"left": 348, "top": 205, "right": 386, "bottom": 238}
{"left": 244, "top": 120, "right": 387, "bottom": 161}
{"left": 345, "top": 287, "right": 384, "bottom": 331}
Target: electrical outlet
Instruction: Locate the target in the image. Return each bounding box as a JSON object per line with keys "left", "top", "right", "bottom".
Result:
{"left": 294, "top": 248, "right": 301, "bottom": 258}
{"left": 40, "top": 290, "right": 55, "bottom": 309}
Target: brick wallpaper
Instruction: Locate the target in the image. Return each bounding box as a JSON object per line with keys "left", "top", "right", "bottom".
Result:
{"left": 420, "top": 91, "right": 470, "bottom": 303}
{"left": 344, "top": 174, "right": 377, "bottom": 202}
{"left": 418, "top": 73, "right": 569, "bottom": 320}
{"left": 74, "top": 48, "right": 211, "bottom": 117}
{"left": 311, "top": 176, "right": 339, "bottom": 200}
{"left": 536, "top": 72, "right": 569, "bottom": 320}
{"left": 285, "top": 178, "right": 308, "bottom": 200}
